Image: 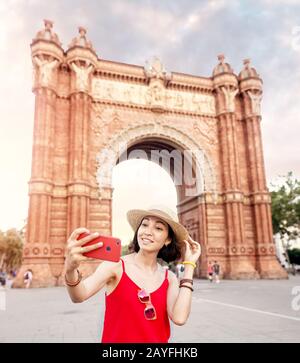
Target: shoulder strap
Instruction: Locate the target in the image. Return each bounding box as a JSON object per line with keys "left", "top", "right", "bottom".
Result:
{"left": 120, "top": 258, "right": 125, "bottom": 272}
{"left": 165, "top": 268, "right": 168, "bottom": 279}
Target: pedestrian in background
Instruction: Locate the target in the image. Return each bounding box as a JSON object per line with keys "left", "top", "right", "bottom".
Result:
{"left": 207, "top": 261, "right": 214, "bottom": 283}
{"left": 0, "top": 269, "right": 7, "bottom": 289}
{"left": 213, "top": 261, "right": 220, "bottom": 284}
{"left": 23, "top": 269, "right": 33, "bottom": 289}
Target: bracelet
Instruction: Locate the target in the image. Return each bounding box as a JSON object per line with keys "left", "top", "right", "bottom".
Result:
{"left": 182, "top": 261, "right": 196, "bottom": 269}
{"left": 180, "top": 278, "right": 193, "bottom": 285}
{"left": 179, "top": 284, "right": 194, "bottom": 292}
{"left": 65, "top": 269, "right": 82, "bottom": 287}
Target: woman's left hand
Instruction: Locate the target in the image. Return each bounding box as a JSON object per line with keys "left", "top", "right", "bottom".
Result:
{"left": 183, "top": 236, "right": 201, "bottom": 263}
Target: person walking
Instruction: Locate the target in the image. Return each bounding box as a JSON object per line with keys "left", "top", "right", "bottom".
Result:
{"left": 207, "top": 261, "right": 214, "bottom": 283}
{"left": 213, "top": 261, "right": 220, "bottom": 284}
{"left": 23, "top": 269, "right": 33, "bottom": 289}
{"left": 0, "top": 269, "right": 7, "bottom": 289}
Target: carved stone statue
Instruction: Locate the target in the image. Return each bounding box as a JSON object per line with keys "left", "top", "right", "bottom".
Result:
{"left": 70, "top": 61, "right": 94, "bottom": 91}
{"left": 144, "top": 56, "right": 172, "bottom": 84}
{"left": 221, "top": 86, "right": 238, "bottom": 112}
{"left": 247, "top": 90, "right": 262, "bottom": 115}
{"left": 33, "top": 55, "right": 58, "bottom": 86}
{"left": 145, "top": 82, "right": 165, "bottom": 108}
{"left": 68, "top": 27, "right": 95, "bottom": 51}
{"left": 34, "top": 19, "right": 61, "bottom": 46}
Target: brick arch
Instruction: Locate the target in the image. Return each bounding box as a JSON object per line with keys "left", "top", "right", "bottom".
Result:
{"left": 95, "top": 123, "right": 217, "bottom": 196}
{"left": 19, "top": 25, "right": 287, "bottom": 287}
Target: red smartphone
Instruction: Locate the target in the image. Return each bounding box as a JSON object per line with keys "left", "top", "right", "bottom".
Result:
{"left": 77, "top": 232, "right": 121, "bottom": 262}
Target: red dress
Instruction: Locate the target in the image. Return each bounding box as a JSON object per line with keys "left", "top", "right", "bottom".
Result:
{"left": 101, "top": 259, "right": 170, "bottom": 343}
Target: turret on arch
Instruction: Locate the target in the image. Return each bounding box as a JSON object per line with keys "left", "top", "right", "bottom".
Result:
{"left": 14, "top": 21, "right": 287, "bottom": 287}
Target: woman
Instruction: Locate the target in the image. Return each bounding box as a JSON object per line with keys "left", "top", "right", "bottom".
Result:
{"left": 207, "top": 262, "right": 214, "bottom": 283}
{"left": 23, "top": 269, "right": 33, "bottom": 289}
{"left": 64, "top": 206, "right": 201, "bottom": 343}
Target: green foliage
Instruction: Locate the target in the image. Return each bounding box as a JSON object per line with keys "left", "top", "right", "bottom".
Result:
{"left": 0, "top": 228, "right": 24, "bottom": 271}
{"left": 121, "top": 244, "right": 130, "bottom": 256}
{"left": 270, "top": 172, "right": 300, "bottom": 240}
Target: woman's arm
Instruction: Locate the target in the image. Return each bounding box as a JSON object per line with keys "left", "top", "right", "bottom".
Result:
{"left": 66, "top": 260, "right": 119, "bottom": 303}
{"left": 167, "top": 236, "right": 201, "bottom": 325}
{"left": 64, "top": 227, "right": 119, "bottom": 303}
{"left": 167, "top": 265, "right": 194, "bottom": 325}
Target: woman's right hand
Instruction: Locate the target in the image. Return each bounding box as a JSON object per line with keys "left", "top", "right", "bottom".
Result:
{"left": 65, "top": 227, "right": 103, "bottom": 273}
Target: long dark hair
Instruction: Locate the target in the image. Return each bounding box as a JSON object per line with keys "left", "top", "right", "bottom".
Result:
{"left": 128, "top": 220, "right": 181, "bottom": 263}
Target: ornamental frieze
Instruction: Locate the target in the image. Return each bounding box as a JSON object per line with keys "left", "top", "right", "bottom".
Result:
{"left": 91, "top": 78, "right": 216, "bottom": 116}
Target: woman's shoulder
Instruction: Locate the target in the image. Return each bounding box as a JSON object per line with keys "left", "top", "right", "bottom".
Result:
{"left": 99, "top": 252, "right": 134, "bottom": 269}
{"left": 111, "top": 253, "right": 134, "bottom": 274}
{"left": 105, "top": 253, "right": 135, "bottom": 287}
{"left": 121, "top": 253, "right": 135, "bottom": 263}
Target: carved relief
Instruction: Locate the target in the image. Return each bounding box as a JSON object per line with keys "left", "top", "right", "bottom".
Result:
{"left": 147, "top": 81, "right": 166, "bottom": 111}
{"left": 34, "top": 19, "right": 61, "bottom": 46}
{"left": 192, "top": 93, "right": 215, "bottom": 113}
{"left": 91, "top": 104, "right": 123, "bottom": 138}
{"left": 69, "top": 26, "right": 95, "bottom": 51}
{"left": 220, "top": 86, "right": 238, "bottom": 112}
{"left": 247, "top": 90, "right": 262, "bottom": 115}
{"left": 144, "top": 56, "right": 171, "bottom": 84}
{"left": 92, "top": 102, "right": 105, "bottom": 119}
{"left": 108, "top": 111, "right": 122, "bottom": 133}
{"left": 70, "top": 60, "right": 94, "bottom": 91}
{"left": 208, "top": 247, "right": 226, "bottom": 255}
{"left": 193, "top": 119, "right": 218, "bottom": 146}
{"left": 33, "top": 55, "right": 58, "bottom": 87}
{"left": 123, "top": 86, "right": 137, "bottom": 103}
{"left": 208, "top": 246, "right": 259, "bottom": 256}
{"left": 153, "top": 113, "right": 165, "bottom": 126}
{"left": 91, "top": 78, "right": 216, "bottom": 115}
{"left": 91, "top": 103, "right": 107, "bottom": 137}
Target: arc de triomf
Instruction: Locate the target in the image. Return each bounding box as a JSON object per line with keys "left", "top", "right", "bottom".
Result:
{"left": 15, "top": 21, "right": 287, "bottom": 287}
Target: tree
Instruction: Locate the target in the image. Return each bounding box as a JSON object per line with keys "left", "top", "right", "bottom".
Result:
{"left": 270, "top": 172, "right": 300, "bottom": 270}
{"left": 0, "top": 230, "right": 6, "bottom": 268}
{"left": 0, "top": 229, "right": 24, "bottom": 271}
{"left": 121, "top": 244, "right": 130, "bottom": 256}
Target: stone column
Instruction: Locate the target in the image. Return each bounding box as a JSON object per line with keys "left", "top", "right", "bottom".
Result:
{"left": 14, "top": 20, "right": 64, "bottom": 287}
{"left": 239, "top": 61, "right": 287, "bottom": 278}
{"left": 213, "top": 56, "right": 258, "bottom": 278}
{"left": 67, "top": 91, "right": 92, "bottom": 231}
{"left": 65, "top": 31, "right": 98, "bottom": 277}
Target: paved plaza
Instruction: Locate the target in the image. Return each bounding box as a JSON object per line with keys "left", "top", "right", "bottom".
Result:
{"left": 0, "top": 276, "right": 300, "bottom": 343}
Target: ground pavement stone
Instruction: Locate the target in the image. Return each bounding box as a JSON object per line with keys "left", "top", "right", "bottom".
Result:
{"left": 0, "top": 276, "right": 300, "bottom": 343}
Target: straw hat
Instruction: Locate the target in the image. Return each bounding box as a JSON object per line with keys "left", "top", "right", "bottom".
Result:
{"left": 127, "top": 205, "right": 189, "bottom": 246}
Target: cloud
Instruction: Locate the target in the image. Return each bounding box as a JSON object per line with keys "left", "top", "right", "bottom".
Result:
{"left": 261, "top": 0, "right": 300, "bottom": 5}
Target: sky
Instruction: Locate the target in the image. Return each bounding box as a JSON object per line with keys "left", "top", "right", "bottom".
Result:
{"left": 0, "top": 0, "right": 300, "bottom": 243}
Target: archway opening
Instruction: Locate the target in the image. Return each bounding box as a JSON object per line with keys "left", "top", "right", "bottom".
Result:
{"left": 112, "top": 158, "right": 177, "bottom": 246}
{"left": 109, "top": 136, "right": 206, "bottom": 277}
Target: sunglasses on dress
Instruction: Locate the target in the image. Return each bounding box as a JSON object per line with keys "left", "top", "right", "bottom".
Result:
{"left": 137, "top": 289, "right": 157, "bottom": 320}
